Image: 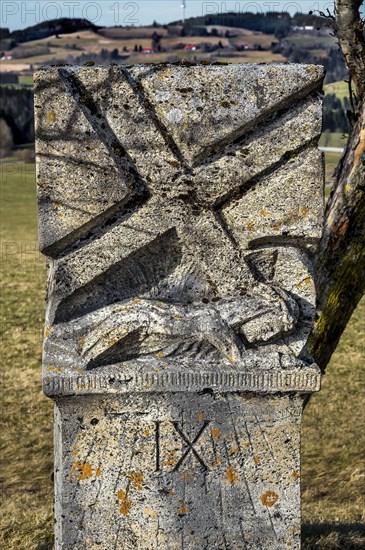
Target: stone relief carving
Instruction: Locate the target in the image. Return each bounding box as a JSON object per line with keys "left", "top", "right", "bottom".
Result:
{"left": 35, "top": 64, "right": 324, "bottom": 373}
{"left": 35, "top": 65, "right": 324, "bottom": 549}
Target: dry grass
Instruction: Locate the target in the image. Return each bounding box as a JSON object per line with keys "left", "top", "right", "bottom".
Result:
{"left": 0, "top": 162, "right": 52, "bottom": 549}
{"left": 309, "top": 49, "right": 328, "bottom": 58}
{"left": 211, "top": 51, "right": 286, "bottom": 63}
{"left": 0, "top": 158, "right": 364, "bottom": 549}
{"left": 323, "top": 151, "right": 342, "bottom": 185}
{"left": 286, "top": 34, "right": 336, "bottom": 48}
{"left": 324, "top": 81, "right": 350, "bottom": 103}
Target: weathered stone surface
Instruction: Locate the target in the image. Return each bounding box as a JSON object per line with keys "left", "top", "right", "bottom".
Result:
{"left": 55, "top": 393, "right": 304, "bottom": 549}
{"left": 35, "top": 63, "right": 325, "bottom": 549}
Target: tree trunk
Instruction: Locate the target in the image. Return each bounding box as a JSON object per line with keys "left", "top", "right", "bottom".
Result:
{"left": 309, "top": 0, "right": 365, "bottom": 371}
{"left": 334, "top": 0, "right": 365, "bottom": 99}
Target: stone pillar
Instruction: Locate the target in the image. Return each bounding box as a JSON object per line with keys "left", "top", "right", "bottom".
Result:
{"left": 35, "top": 64, "right": 324, "bottom": 549}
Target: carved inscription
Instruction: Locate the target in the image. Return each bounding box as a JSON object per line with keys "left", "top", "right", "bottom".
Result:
{"left": 35, "top": 65, "right": 325, "bottom": 549}
{"left": 154, "top": 420, "right": 211, "bottom": 472}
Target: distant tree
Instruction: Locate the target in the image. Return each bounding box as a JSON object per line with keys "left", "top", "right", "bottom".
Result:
{"left": 322, "top": 46, "right": 348, "bottom": 83}
{"left": 0, "top": 118, "right": 13, "bottom": 157}
{"left": 152, "top": 31, "right": 161, "bottom": 50}
{"left": 0, "top": 87, "right": 34, "bottom": 144}
{"left": 110, "top": 48, "right": 119, "bottom": 61}
{"left": 274, "top": 22, "right": 291, "bottom": 40}
{"left": 100, "top": 49, "right": 109, "bottom": 61}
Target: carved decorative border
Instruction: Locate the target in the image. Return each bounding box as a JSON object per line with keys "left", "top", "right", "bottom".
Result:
{"left": 44, "top": 368, "right": 321, "bottom": 397}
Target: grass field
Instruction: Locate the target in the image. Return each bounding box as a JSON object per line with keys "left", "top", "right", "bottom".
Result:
{"left": 325, "top": 81, "right": 350, "bottom": 103}
{"left": 323, "top": 151, "right": 342, "bottom": 186}
{"left": 319, "top": 132, "right": 348, "bottom": 149}
{"left": 18, "top": 74, "right": 33, "bottom": 86}
{"left": 286, "top": 34, "right": 336, "bottom": 48}
{"left": 0, "top": 161, "right": 364, "bottom": 549}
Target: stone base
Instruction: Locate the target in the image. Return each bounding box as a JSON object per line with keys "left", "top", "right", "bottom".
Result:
{"left": 55, "top": 392, "right": 305, "bottom": 549}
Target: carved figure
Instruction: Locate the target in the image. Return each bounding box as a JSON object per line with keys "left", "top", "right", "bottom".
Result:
{"left": 36, "top": 64, "right": 324, "bottom": 372}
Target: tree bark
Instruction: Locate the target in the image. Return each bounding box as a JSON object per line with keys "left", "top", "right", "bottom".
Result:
{"left": 309, "top": 0, "right": 365, "bottom": 371}
{"left": 334, "top": 0, "right": 365, "bottom": 99}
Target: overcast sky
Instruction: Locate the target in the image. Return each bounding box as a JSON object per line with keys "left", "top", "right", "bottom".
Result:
{"left": 1, "top": 0, "right": 342, "bottom": 32}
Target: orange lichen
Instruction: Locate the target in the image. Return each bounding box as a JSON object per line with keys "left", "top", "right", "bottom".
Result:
{"left": 291, "top": 471, "right": 300, "bottom": 479}
{"left": 210, "top": 428, "right": 221, "bottom": 438}
{"left": 180, "top": 472, "right": 191, "bottom": 480}
{"left": 259, "top": 209, "right": 272, "bottom": 216}
{"left": 272, "top": 222, "right": 283, "bottom": 231}
{"left": 44, "top": 326, "right": 53, "bottom": 337}
{"left": 71, "top": 462, "right": 102, "bottom": 480}
{"left": 71, "top": 462, "right": 93, "bottom": 480}
{"left": 226, "top": 467, "right": 237, "bottom": 485}
{"left": 228, "top": 447, "right": 240, "bottom": 456}
{"left": 46, "top": 366, "right": 63, "bottom": 373}
{"left": 261, "top": 491, "right": 279, "bottom": 507}
{"left": 246, "top": 221, "right": 255, "bottom": 231}
{"left": 143, "top": 429, "right": 150, "bottom": 437}
{"left": 117, "top": 490, "right": 131, "bottom": 515}
{"left": 254, "top": 455, "right": 260, "bottom": 465}
{"left": 47, "top": 111, "right": 57, "bottom": 122}
{"left": 165, "top": 451, "right": 177, "bottom": 466}
{"left": 128, "top": 471, "right": 143, "bottom": 490}
{"left": 295, "top": 277, "right": 312, "bottom": 288}
{"left": 178, "top": 502, "right": 189, "bottom": 514}
{"left": 197, "top": 412, "right": 205, "bottom": 420}
{"left": 211, "top": 457, "right": 222, "bottom": 468}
